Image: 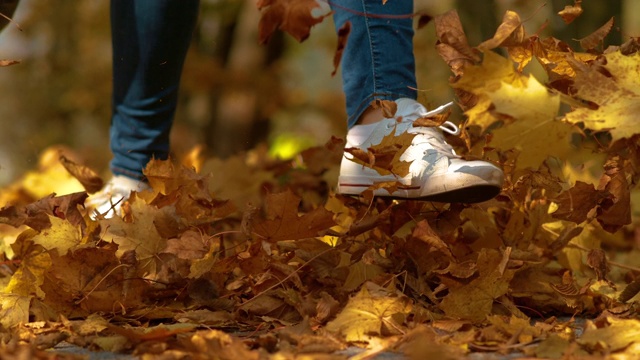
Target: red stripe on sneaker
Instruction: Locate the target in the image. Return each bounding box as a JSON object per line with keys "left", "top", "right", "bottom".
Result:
{"left": 339, "top": 183, "right": 421, "bottom": 190}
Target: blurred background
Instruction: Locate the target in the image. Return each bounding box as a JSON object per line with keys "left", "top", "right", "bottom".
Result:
{"left": 0, "top": 0, "right": 635, "bottom": 187}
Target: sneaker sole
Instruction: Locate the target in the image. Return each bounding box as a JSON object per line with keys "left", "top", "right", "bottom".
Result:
{"left": 338, "top": 182, "right": 501, "bottom": 203}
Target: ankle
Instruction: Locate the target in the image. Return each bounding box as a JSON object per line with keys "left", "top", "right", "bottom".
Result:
{"left": 356, "top": 106, "right": 385, "bottom": 125}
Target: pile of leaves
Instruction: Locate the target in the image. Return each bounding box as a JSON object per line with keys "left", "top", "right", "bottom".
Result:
{"left": 2, "top": 3, "right": 640, "bottom": 359}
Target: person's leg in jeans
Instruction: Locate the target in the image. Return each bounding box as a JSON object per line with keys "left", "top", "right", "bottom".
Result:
{"left": 331, "top": 0, "right": 504, "bottom": 202}
{"left": 88, "top": 0, "right": 199, "bottom": 217}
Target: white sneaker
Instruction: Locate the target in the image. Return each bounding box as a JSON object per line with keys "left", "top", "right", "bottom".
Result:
{"left": 337, "top": 98, "right": 504, "bottom": 203}
{"left": 85, "top": 175, "right": 151, "bottom": 219}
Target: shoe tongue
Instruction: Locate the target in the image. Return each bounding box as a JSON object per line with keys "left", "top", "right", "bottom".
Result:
{"left": 394, "top": 98, "right": 427, "bottom": 122}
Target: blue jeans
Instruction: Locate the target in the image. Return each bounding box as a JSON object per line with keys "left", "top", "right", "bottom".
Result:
{"left": 109, "top": 0, "right": 417, "bottom": 180}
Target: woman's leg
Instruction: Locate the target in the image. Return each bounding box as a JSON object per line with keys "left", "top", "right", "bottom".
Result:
{"left": 330, "top": 0, "right": 417, "bottom": 128}
{"left": 109, "top": 0, "right": 199, "bottom": 180}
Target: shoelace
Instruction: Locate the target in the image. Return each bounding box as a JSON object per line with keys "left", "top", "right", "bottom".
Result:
{"left": 400, "top": 101, "right": 460, "bottom": 156}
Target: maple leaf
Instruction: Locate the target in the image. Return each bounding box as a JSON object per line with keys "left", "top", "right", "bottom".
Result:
{"left": 325, "top": 282, "right": 412, "bottom": 342}
{"left": 565, "top": 51, "right": 640, "bottom": 142}
{"left": 578, "top": 317, "right": 640, "bottom": 352}
{"left": 439, "top": 249, "right": 514, "bottom": 322}
{"left": 101, "top": 198, "right": 177, "bottom": 275}
{"left": 0, "top": 294, "right": 31, "bottom": 329}
{"left": 454, "top": 51, "right": 577, "bottom": 170}
{"left": 551, "top": 181, "right": 605, "bottom": 224}
{"left": 31, "top": 215, "right": 82, "bottom": 256}
{"left": 344, "top": 130, "right": 415, "bottom": 177}
{"left": 252, "top": 189, "right": 335, "bottom": 241}
{"left": 434, "top": 10, "right": 480, "bottom": 76}
{"left": 257, "top": 0, "right": 329, "bottom": 44}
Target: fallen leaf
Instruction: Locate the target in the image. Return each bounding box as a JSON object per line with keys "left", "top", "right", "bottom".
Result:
{"left": 252, "top": 189, "right": 335, "bottom": 242}
{"left": 326, "top": 282, "right": 411, "bottom": 342}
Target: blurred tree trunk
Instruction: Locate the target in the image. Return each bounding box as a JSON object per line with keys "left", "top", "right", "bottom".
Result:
{"left": 622, "top": 0, "right": 640, "bottom": 37}
{"left": 199, "top": 0, "right": 285, "bottom": 158}
{"left": 455, "top": 0, "right": 499, "bottom": 45}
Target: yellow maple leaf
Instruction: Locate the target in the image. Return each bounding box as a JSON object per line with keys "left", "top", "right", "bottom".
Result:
{"left": 565, "top": 51, "right": 640, "bottom": 141}
{"left": 439, "top": 249, "right": 514, "bottom": 322}
{"left": 5, "top": 250, "right": 51, "bottom": 299}
{"left": 31, "top": 215, "right": 82, "bottom": 256}
{"left": 454, "top": 51, "right": 578, "bottom": 170}
{"left": 325, "top": 282, "right": 412, "bottom": 342}
{"left": 0, "top": 294, "right": 31, "bottom": 329}
{"left": 101, "top": 199, "right": 175, "bottom": 275}
{"left": 578, "top": 317, "right": 640, "bottom": 353}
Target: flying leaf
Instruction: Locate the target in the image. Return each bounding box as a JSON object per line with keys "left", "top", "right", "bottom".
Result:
{"left": 434, "top": 10, "right": 480, "bottom": 76}
{"left": 252, "top": 189, "right": 335, "bottom": 242}
{"left": 558, "top": 0, "right": 583, "bottom": 24}
{"left": 579, "top": 17, "right": 614, "bottom": 50}
{"left": 344, "top": 130, "right": 415, "bottom": 177}
{"left": 565, "top": 51, "right": 640, "bottom": 142}
{"left": 257, "top": 0, "right": 328, "bottom": 44}
{"left": 477, "top": 11, "right": 525, "bottom": 51}
{"left": 59, "top": 155, "right": 104, "bottom": 194}
{"left": 551, "top": 181, "right": 604, "bottom": 223}
{"left": 332, "top": 21, "right": 350, "bottom": 76}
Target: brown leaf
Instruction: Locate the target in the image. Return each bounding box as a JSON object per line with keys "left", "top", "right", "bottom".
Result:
{"left": 0, "top": 59, "right": 19, "bottom": 66}
{"left": 413, "top": 108, "right": 452, "bottom": 128}
{"left": 252, "top": 189, "right": 335, "bottom": 241}
{"left": 596, "top": 156, "right": 631, "bottom": 233}
{"left": 411, "top": 220, "right": 453, "bottom": 258}
{"left": 370, "top": 99, "right": 397, "bottom": 119}
{"left": 579, "top": 17, "right": 614, "bottom": 50}
{"left": 434, "top": 10, "right": 480, "bottom": 76}
{"left": 59, "top": 155, "right": 104, "bottom": 194}
{"left": 552, "top": 181, "right": 603, "bottom": 224}
{"left": 558, "top": 0, "right": 583, "bottom": 24}
{"left": 332, "top": 21, "right": 351, "bottom": 76}
{"left": 477, "top": 11, "right": 525, "bottom": 51}
{"left": 586, "top": 249, "right": 611, "bottom": 285}
{"left": 344, "top": 130, "right": 415, "bottom": 177}
{"left": 417, "top": 13, "right": 433, "bottom": 30}
{"left": 257, "top": 0, "right": 328, "bottom": 44}
{"left": 619, "top": 279, "right": 640, "bottom": 303}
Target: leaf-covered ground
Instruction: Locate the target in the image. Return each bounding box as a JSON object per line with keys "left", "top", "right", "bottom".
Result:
{"left": 2, "top": 6, "right": 640, "bottom": 359}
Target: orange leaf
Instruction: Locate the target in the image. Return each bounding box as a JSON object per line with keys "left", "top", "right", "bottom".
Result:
{"left": 434, "top": 10, "right": 480, "bottom": 76}
{"left": 477, "top": 11, "right": 525, "bottom": 51}
{"left": 252, "top": 189, "right": 335, "bottom": 241}
{"left": 332, "top": 21, "right": 351, "bottom": 76}
{"left": 59, "top": 155, "right": 104, "bottom": 194}
{"left": 558, "top": 0, "right": 583, "bottom": 24}
{"left": 257, "top": 0, "right": 329, "bottom": 44}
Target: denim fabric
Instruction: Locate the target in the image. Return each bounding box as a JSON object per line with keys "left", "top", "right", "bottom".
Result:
{"left": 331, "top": 0, "right": 417, "bottom": 128}
{"left": 109, "top": 0, "right": 416, "bottom": 179}
{"left": 110, "top": 0, "right": 199, "bottom": 180}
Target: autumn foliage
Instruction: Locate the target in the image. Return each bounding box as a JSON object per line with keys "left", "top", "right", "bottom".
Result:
{"left": 2, "top": 3, "right": 640, "bottom": 359}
